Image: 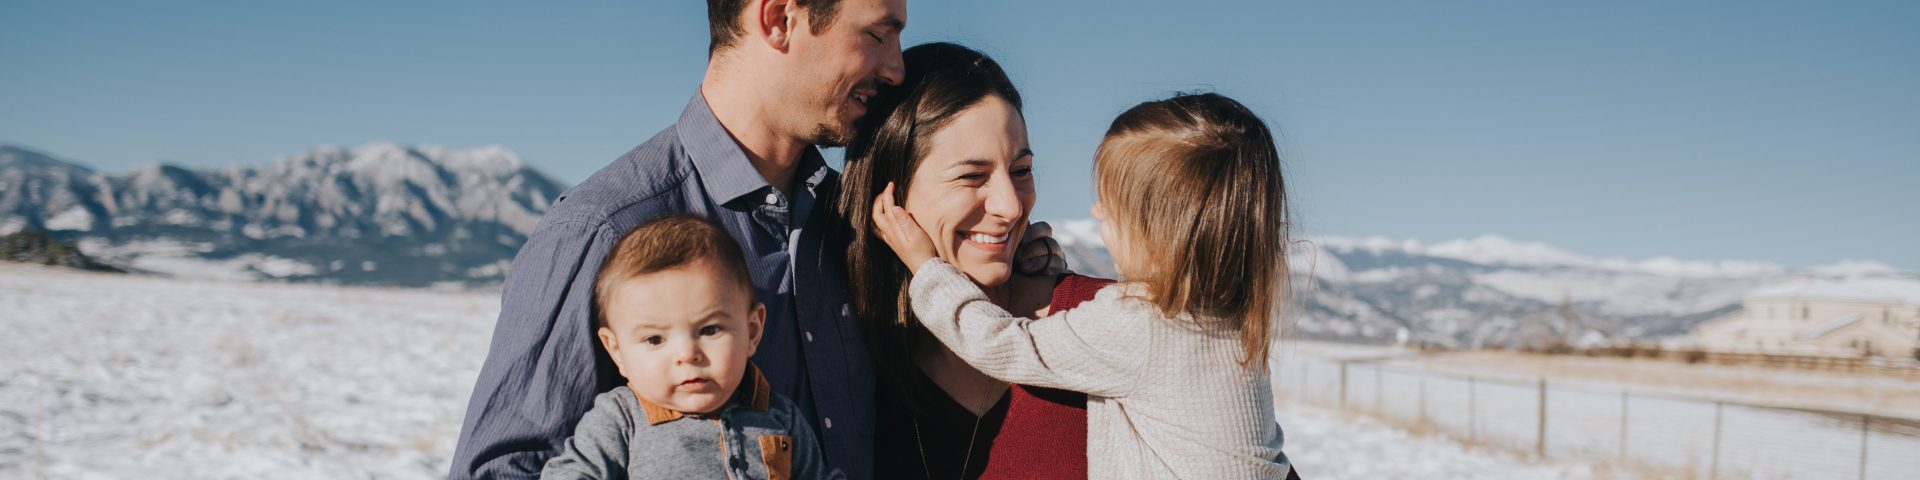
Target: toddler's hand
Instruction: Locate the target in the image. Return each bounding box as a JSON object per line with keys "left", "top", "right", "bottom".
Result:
{"left": 871, "top": 182, "right": 939, "bottom": 274}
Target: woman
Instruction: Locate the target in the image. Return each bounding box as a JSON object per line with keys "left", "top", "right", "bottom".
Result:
{"left": 835, "top": 42, "right": 1092, "bottom": 479}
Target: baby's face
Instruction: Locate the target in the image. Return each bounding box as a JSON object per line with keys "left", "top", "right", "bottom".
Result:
{"left": 597, "top": 260, "right": 763, "bottom": 414}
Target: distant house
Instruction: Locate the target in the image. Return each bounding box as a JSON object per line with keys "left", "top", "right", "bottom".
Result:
{"left": 1693, "top": 278, "right": 1920, "bottom": 358}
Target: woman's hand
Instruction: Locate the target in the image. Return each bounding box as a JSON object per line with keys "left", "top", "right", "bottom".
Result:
{"left": 871, "top": 182, "right": 940, "bottom": 274}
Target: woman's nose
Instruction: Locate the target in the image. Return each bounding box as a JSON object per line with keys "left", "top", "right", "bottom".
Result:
{"left": 983, "top": 173, "right": 1023, "bottom": 221}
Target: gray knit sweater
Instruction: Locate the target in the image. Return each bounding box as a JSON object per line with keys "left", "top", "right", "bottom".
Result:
{"left": 908, "top": 259, "right": 1290, "bottom": 479}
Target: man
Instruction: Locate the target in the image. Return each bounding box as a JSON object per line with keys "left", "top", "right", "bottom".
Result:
{"left": 450, "top": 1, "right": 1061, "bottom": 478}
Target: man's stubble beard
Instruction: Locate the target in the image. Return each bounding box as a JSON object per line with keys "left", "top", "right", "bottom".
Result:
{"left": 809, "top": 121, "right": 853, "bottom": 147}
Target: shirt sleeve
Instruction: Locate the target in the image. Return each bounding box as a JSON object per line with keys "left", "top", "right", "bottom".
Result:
{"left": 539, "top": 392, "right": 635, "bottom": 479}
{"left": 906, "top": 259, "right": 1150, "bottom": 398}
{"left": 450, "top": 218, "right": 618, "bottom": 479}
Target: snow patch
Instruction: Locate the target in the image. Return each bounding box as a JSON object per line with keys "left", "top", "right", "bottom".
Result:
{"left": 1047, "top": 218, "right": 1104, "bottom": 248}
{"left": 1747, "top": 277, "right": 1920, "bottom": 306}
{"left": 44, "top": 206, "right": 94, "bottom": 231}
{"left": 1808, "top": 260, "right": 1903, "bottom": 278}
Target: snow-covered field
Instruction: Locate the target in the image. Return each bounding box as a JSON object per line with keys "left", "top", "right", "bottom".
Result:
{"left": 2, "top": 265, "right": 1666, "bottom": 478}
{"left": 0, "top": 264, "right": 495, "bottom": 478}
{"left": 1276, "top": 401, "right": 1619, "bottom": 479}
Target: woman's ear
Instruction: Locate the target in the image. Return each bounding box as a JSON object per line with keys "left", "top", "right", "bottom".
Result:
{"left": 754, "top": 0, "right": 798, "bottom": 53}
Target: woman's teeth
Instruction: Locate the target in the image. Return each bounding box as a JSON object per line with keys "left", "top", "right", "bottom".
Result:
{"left": 968, "top": 233, "right": 1009, "bottom": 244}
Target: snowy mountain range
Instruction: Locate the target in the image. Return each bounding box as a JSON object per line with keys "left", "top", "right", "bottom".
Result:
{"left": 5, "top": 142, "right": 1909, "bottom": 345}
{"left": 0, "top": 143, "right": 565, "bottom": 285}
{"left": 1050, "top": 219, "right": 1915, "bottom": 347}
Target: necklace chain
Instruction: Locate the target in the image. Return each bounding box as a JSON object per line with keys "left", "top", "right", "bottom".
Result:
{"left": 910, "top": 378, "right": 1000, "bottom": 480}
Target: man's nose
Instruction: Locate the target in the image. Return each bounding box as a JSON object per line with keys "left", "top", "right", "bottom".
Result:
{"left": 878, "top": 47, "right": 905, "bottom": 86}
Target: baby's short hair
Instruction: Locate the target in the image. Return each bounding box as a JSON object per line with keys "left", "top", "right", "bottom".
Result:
{"left": 593, "top": 215, "right": 755, "bottom": 327}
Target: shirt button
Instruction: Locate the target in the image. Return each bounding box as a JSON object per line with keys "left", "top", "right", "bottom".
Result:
{"left": 764, "top": 192, "right": 779, "bottom": 205}
{"left": 804, "top": 331, "right": 814, "bottom": 342}
{"left": 840, "top": 304, "right": 852, "bottom": 317}
{"left": 823, "top": 417, "right": 833, "bottom": 429}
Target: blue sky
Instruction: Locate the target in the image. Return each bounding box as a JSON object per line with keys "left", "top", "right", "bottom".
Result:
{"left": 4, "top": 1, "right": 1916, "bottom": 269}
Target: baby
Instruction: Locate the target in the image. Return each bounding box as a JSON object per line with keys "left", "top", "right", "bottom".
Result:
{"left": 542, "top": 214, "right": 842, "bottom": 480}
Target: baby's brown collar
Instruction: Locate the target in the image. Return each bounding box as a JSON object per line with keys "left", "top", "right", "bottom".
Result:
{"left": 634, "top": 363, "right": 771, "bottom": 425}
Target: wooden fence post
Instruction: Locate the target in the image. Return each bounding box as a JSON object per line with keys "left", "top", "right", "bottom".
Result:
{"left": 1711, "top": 401, "right": 1723, "bottom": 480}
{"left": 1536, "top": 377, "right": 1547, "bottom": 459}
{"left": 1339, "top": 362, "right": 1348, "bottom": 409}
{"left": 1619, "top": 389, "right": 1629, "bottom": 463}
{"left": 1468, "top": 376, "right": 1477, "bottom": 444}
{"left": 1858, "top": 415, "right": 1870, "bottom": 480}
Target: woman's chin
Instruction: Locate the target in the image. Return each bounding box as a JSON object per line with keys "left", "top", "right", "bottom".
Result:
{"left": 954, "top": 261, "right": 1013, "bottom": 287}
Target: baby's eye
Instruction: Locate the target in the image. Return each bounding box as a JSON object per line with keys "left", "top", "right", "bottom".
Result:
{"left": 699, "top": 325, "right": 723, "bottom": 336}
{"left": 642, "top": 335, "right": 664, "bottom": 346}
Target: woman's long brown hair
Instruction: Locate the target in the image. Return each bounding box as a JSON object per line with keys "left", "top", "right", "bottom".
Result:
{"left": 833, "top": 42, "right": 1024, "bottom": 411}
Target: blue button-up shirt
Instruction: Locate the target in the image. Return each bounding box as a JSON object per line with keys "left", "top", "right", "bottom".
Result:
{"left": 450, "top": 92, "right": 875, "bottom": 479}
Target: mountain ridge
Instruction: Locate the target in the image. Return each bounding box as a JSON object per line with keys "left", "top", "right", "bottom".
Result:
{"left": 1, "top": 142, "right": 566, "bottom": 285}
{"left": 7, "top": 143, "right": 1910, "bottom": 346}
{"left": 1044, "top": 218, "right": 1915, "bottom": 346}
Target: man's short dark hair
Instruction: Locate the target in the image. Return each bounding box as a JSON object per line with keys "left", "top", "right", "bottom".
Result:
{"left": 708, "top": 0, "right": 844, "bottom": 55}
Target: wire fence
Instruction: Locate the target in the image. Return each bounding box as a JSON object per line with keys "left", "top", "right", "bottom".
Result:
{"left": 1275, "top": 356, "right": 1920, "bottom": 479}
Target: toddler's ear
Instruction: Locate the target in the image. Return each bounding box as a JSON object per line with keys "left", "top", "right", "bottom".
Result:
{"left": 747, "top": 302, "right": 767, "bottom": 351}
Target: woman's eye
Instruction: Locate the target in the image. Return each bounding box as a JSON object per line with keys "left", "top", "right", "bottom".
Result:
{"left": 1012, "top": 166, "right": 1033, "bottom": 178}
{"left": 642, "top": 336, "right": 664, "bottom": 346}
{"left": 700, "top": 325, "right": 723, "bottom": 336}
{"left": 958, "top": 173, "right": 988, "bottom": 182}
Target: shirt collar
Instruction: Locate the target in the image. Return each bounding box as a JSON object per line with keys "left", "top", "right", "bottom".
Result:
{"left": 635, "top": 362, "right": 772, "bottom": 426}
{"left": 677, "top": 90, "right": 831, "bottom": 205}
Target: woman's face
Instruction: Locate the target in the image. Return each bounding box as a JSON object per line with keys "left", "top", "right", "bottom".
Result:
{"left": 902, "top": 95, "right": 1035, "bottom": 287}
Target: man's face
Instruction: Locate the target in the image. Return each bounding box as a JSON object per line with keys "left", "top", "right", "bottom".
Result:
{"left": 781, "top": 0, "right": 907, "bottom": 146}
{"left": 597, "top": 261, "right": 765, "bottom": 414}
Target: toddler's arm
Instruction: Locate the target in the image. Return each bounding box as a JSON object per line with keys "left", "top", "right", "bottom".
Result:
{"left": 907, "top": 258, "right": 1149, "bottom": 398}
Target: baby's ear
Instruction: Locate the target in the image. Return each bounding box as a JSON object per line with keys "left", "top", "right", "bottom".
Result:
{"left": 747, "top": 302, "right": 767, "bottom": 351}
{"left": 596, "top": 327, "right": 621, "bottom": 359}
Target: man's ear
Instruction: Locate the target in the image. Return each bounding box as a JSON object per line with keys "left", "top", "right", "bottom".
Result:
{"left": 754, "top": 0, "right": 799, "bottom": 53}
{"left": 746, "top": 302, "right": 767, "bottom": 353}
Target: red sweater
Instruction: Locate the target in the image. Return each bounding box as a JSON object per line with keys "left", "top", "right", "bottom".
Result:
{"left": 972, "top": 274, "right": 1112, "bottom": 479}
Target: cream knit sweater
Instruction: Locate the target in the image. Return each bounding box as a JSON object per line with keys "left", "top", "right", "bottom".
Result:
{"left": 908, "top": 259, "right": 1290, "bottom": 479}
